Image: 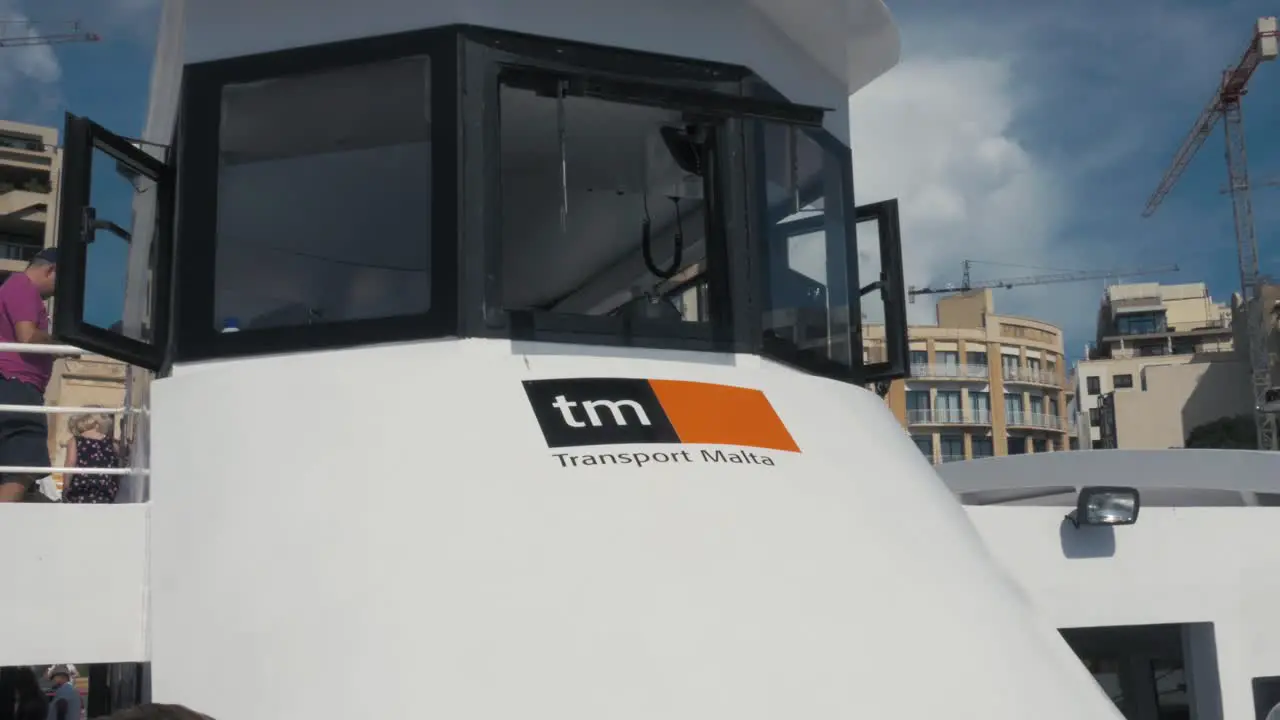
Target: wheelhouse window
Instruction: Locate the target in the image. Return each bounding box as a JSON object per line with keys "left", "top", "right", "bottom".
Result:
{"left": 758, "top": 123, "right": 856, "bottom": 374}
{"left": 496, "top": 76, "right": 719, "bottom": 337}
{"left": 51, "top": 26, "right": 911, "bottom": 382}
{"left": 212, "top": 57, "right": 433, "bottom": 332}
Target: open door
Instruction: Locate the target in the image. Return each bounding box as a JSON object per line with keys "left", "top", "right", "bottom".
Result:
{"left": 853, "top": 197, "right": 908, "bottom": 384}
{"left": 53, "top": 114, "right": 173, "bottom": 371}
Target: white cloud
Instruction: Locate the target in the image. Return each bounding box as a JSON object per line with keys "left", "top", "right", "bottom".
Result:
{"left": 851, "top": 55, "right": 1076, "bottom": 331}
{"left": 0, "top": 2, "right": 62, "bottom": 114}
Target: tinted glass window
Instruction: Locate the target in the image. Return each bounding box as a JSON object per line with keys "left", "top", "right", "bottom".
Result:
{"left": 497, "top": 84, "right": 711, "bottom": 324}
{"left": 213, "top": 58, "right": 433, "bottom": 332}
{"left": 759, "top": 124, "right": 854, "bottom": 372}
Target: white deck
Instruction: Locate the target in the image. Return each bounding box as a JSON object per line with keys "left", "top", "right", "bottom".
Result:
{"left": 938, "top": 450, "right": 1280, "bottom": 720}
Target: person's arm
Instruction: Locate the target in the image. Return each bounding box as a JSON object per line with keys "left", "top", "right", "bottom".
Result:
{"left": 10, "top": 288, "right": 51, "bottom": 345}
{"left": 13, "top": 320, "right": 51, "bottom": 345}
{"left": 55, "top": 698, "right": 68, "bottom": 720}
{"left": 64, "top": 437, "right": 77, "bottom": 471}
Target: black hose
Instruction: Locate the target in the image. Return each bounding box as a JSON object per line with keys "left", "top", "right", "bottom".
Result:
{"left": 641, "top": 195, "right": 684, "bottom": 279}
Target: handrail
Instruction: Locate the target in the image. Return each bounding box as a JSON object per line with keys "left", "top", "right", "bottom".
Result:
{"left": 0, "top": 342, "right": 149, "bottom": 486}
{"left": 0, "top": 342, "right": 85, "bottom": 356}
{"left": 0, "top": 466, "right": 141, "bottom": 476}
{"left": 0, "top": 404, "right": 130, "bottom": 414}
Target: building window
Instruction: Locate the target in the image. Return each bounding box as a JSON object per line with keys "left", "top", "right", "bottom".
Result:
{"left": 0, "top": 132, "right": 43, "bottom": 152}
{"left": 936, "top": 351, "right": 959, "bottom": 374}
{"left": 1007, "top": 436, "right": 1027, "bottom": 455}
{"left": 911, "top": 435, "right": 932, "bottom": 457}
{"left": 1091, "top": 439, "right": 1104, "bottom": 449}
{"left": 971, "top": 436, "right": 993, "bottom": 458}
{"left": 1005, "top": 392, "right": 1024, "bottom": 425}
{"left": 939, "top": 434, "right": 964, "bottom": 462}
{"left": 1049, "top": 397, "right": 1059, "bottom": 417}
{"left": 1086, "top": 376, "right": 1101, "bottom": 395}
{"left": 1113, "top": 373, "right": 1133, "bottom": 389}
{"left": 1027, "top": 357, "right": 1041, "bottom": 372}
{"left": 966, "top": 351, "right": 987, "bottom": 367}
{"left": 935, "top": 390, "right": 962, "bottom": 422}
{"left": 910, "top": 350, "right": 928, "bottom": 367}
{"left": 1001, "top": 354, "right": 1019, "bottom": 373}
{"left": 1029, "top": 394, "right": 1045, "bottom": 416}
{"left": 1032, "top": 438, "right": 1048, "bottom": 453}
{"left": 1116, "top": 310, "right": 1167, "bottom": 336}
{"left": 1089, "top": 408, "right": 1100, "bottom": 427}
{"left": 906, "top": 390, "right": 930, "bottom": 412}
{"left": 970, "top": 391, "right": 991, "bottom": 422}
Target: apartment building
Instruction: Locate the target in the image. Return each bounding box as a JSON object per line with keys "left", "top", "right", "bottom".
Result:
{"left": 1073, "top": 282, "right": 1246, "bottom": 449}
{"left": 873, "top": 290, "right": 1071, "bottom": 464}
{"left": 0, "top": 120, "right": 59, "bottom": 279}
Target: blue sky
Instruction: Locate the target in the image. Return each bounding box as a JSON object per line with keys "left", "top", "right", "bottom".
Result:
{"left": 0, "top": 0, "right": 158, "bottom": 329}
{"left": 852, "top": 0, "right": 1280, "bottom": 362}
{"left": 2, "top": 0, "right": 1279, "bottom": 357}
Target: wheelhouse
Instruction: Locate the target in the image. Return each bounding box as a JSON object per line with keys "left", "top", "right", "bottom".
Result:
{"left": 53, "top": 25, "right": 909, "bottom": 386}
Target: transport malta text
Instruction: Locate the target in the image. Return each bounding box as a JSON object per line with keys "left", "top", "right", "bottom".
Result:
{"left": 553, "top": 448, "right": 776, "bottom": 468}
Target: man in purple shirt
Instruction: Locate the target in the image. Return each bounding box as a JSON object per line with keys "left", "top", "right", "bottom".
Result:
{"left": 0, "top": 248, "right": 57, "bottom": 502}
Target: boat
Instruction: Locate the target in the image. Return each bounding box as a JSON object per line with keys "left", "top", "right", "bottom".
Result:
{"left": 939, "top": 449, "right": 1280, "bottom": 720}
{"left": 2, "top": 0, "right": 1127, "bottom": 717}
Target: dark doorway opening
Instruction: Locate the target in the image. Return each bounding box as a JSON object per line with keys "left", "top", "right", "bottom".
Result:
{"left": 1061, "top": 623, "right": 1219, "bottom": 720}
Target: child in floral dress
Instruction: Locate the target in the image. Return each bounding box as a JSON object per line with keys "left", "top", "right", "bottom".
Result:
{"left": 62, "top": 407, "right": 122, "bottom": 504}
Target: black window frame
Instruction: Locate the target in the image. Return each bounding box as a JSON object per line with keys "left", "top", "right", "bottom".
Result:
{"left": 1113, "top": 373, "right": 1134, "bottom": 389}
{"left": 749, "top": 123, "right": 907, "bottom": 382}
{"left": 459, "top": 32, "right": 827, "bottom": 356}
{"left": 1086, "top": 375, "right": 1101, "bottom": 395}
{"left": 58, "top": 24, "right": 911, "bottom": 387}
{"left": 172, "top": 26, "right": 461, "bottom": 362}
{"left": 53, "top": 114, "right": 175, "bottom": 372}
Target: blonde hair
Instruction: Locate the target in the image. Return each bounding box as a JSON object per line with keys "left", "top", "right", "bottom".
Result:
{"left": 68, "top": 405, "right": 115, "bottom": 438}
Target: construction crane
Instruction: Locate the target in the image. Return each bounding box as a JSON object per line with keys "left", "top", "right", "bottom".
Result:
{"left": 0, "top": 20, "right": 99, "bottom": 48}
{"left": 1221, "top": 177, "right": 1280, "bottom": 194}
{"left": 1141, "top": 17, "right": 1278, "bottom": 452}
{"left": 907, "top": 260, "right": 1180, "bottom": 302}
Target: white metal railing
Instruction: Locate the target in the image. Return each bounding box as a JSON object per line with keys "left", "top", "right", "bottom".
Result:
{"left": 907, "top": 408, "right": 992, "bottom": 425}
{"left": 0, "top": 342, "right": 85, "bottom": 356}
{"left": 1001, "top": 366, "right": 1060, "bottom": 386}
{"left": 910, "top": 363, "right": 989, "bottom": 380}
{"left": 0, "top": 342, "right": 144, "bottom": 480}
{"left": 1006, "top": 412, "right": 1063, "bottom": 430}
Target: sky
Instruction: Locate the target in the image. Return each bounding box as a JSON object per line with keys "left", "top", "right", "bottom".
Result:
{"left": 1, "top": 0, "right": 1279, "bottom": 358}
{"left": 852, "top": 0, "right": 1280, "bottom": 363}
{"left": 0, "top": 0, "right": 158, "bottom": 330}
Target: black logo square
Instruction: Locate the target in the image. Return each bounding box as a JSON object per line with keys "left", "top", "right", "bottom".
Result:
{"left": 523, "top": 378, "right": 680, "bottom": 449}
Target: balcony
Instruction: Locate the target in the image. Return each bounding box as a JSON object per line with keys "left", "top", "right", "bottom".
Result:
{"left": 0, "top": 239, "right": 39, "bottom": 262}
{"left": 910, "top": 363, "right": 990, "bottom": 380}
{"left": 907, "top": 408, "right": 992, "bottom": 426}
{"left": 1006, "top": 412, "right": 1064, "bottom": 431}
{"left": 935, "top": 454, "right": 967, "bottom": 464}
{"left": 1001, "top": 366, "right": 1059, "bottom": 387}
{"left": 0, "top": 186, "right": 49, "bottom": 220}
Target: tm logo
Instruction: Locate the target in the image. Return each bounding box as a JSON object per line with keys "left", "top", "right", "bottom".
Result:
{"left": 522, "top": 378, "right": 799, "bottom": 452}
{"left": 551, "top": 396, "right": 651, "bottom": 428}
